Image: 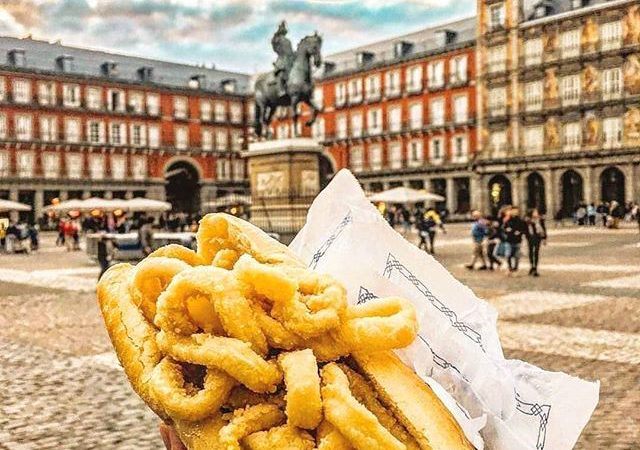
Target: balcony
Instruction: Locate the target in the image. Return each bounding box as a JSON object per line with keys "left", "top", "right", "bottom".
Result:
{"left": 384, "top": 88, "right": 401, "bottom": 100}
{"left": 364, "top": 90, "right": 381, "bottom": 103}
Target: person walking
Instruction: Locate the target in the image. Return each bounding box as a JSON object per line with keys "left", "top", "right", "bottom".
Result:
{"left": 503, "top": 207, "right": 527, "bottom": 275}
{"left": 587, "top": 203, "right": 596, "bottom": 226}
{"left": 525, "top": 208, "right": 547, "bottom": 277}
{"left": 138, "top": 216, "right": 155, "bottom": 257}
{"left": 97, "top": 235, "right": 113, "bottom": 280}
{"left": 465, "top": 211, "right": 488, "bottom": 270}
{"left": 422, "top": 207, "right": 444, "bottom": 255}
{"left": 487, "top": 220, "right": 503, "bottom": 271}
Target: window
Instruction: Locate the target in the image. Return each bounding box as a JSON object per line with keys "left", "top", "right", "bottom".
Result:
{"left": 214, "top": 102, "right": 226, "bottom": 121}
{"left": 561, "top": 74, "right": 581, "bottom": 106}
{"left": 430, "top": 137, "right": 444, "bottom": 163}
{"left": 231, "top": 130, "right": 243, "bottom": 151}
{"left": 367, "top": 108, "right": 382, "bottom": 134}
{"left": 563, "top": 122, "right": 581, "bottom": 151}
{"left": 524, "top": 38, "right": 542, "bottom": 66}
{"left": 0, "top": 77, "right": 5, "bottom": 101}
{"left": 453, "top": 95, "right": 468, "bottom": 123}
{"left": 388, "top": 107, "right": 402, "bottom": 132}
{"left": 384, "top": 70, "right": 400, "bottom": 97}
{"left": 15, "top": 114, "right": 32, "bottom": 141}
{"left": 369, "top": 145, "right": 382, "bottom": 170}
{"left": 450, "top": 56, "right": 467, "bottom": 84}
{"left": 489, "top": 4, "right": 505, "bottom": 30}
{"left": 336, "top": 114, "right": 347, "bottom": 139}
{"left": 87, "top": 87, "right": 102, "bottom": 110}
{"left": 110, "top": 122, "right": 126, "bottom": 145}
{"left": 202, "top": 129, "right": 213, "bottom": 150}
{"left": 350, "top": 113, "right": 363, "bottom": 137}
{"left": 348, "top": 78, "right": 363, "bottom": 104}
{"left": 174, "top": 97, "right": 188, "bottom": 119}
{"left": 233, "top": 160, "right": 244, "bottom": 180}
{"left": 389, "top": 143, "right": 402, "bottom": 169}
{"left": 406, "top": 66, "right": 423, "bottom": 92}
{"left": 111, "top": 155, "right": 126, "bottom": 180}
{"left": 38, "top": 82, "right": 56, "bottom": 106}
{"left": 13, "top": 78, "right": 31, "bottom": 104}
{"left": 335, "top": 82, "right": 347, "bottom": 106}
{"left": 487, "top": 45, "right": 506, "bottom": 73}
{"left": 430, "top": 98, "right": 445, "bottom": 126}
{"left": 312, "top": 117, "right": 325, "bottom": 140}
{"left": 490, "top": 130, "right": 507, "bottom": 156}
{"left": 175, "top": 126, "right": 188, "bottom": 149}
{"left": 88, "top": 121, "right": 105, "bottom": 144}
{"left": 602, "top": 68, "right": 622, "bottom": 100}
{"left": 132, "top": 156, "right": 146, "bottom": 180}
{"left": 215, "top": 129, "right": 228, "bottom": 150}
{"left": 0, "top": 150, "right": 8, "bottom": 176}
{"left": 130, "top": 123, "right": 146, "bottom": 146}
{"left": 603, "top": 117, "right": 622, "bottom": 148}
{"left": 63, "top": 84, "right": 81, "bottom": 107}
{"left": 408, "top": 140, "right": 423, "bottom": 166}
{"left": 451, "top": 135, "right": 468, "bottom": 163}
{"left": 0, "top": 114, "right": 6, "bottom": 139}
{"left": 66, "top": 153, "right": 83, "bottom": 179}
{"left": 313, "top": 87, "right": 324, "bottom": 109}
{"left": 561, "top": 29, "right": 581, "bottom": 59}
{"left": 600, "top": 21, "right": 622, "bottom": 51}
{"left": 488, "top": 87, "right": 506, "bottom": 116}
{"left": 147, "top": 93, "right": 160, "bottom": 116}
{"left": 43, "top": 153, "right": 59, "bottom": 179}
{"left": 365, "top": 75, "right": 381, "bottom": 100}
{"left": 89, "top": 154, "right": 105, "bottom": 180}
{"left": 230, "top": 103, "right": 242, "bottom": 123}
{"left": 216, "top": 158, "right": 231, "bottom": 180}
{"left": 409, "top": 103, "right": 422, "bottom": 129}
{"left": 350, "top": 147, "right": 364, "bottom": 172}
{"left": 524, "top": 126, "right": 544, "bottom": 154}
{"left": 201, "top": 100, "right": 212, "bottom": 121}
{"left": 524, "top": 81, "right": 543, "bottom": 111}
{"left": 40, "top": 116, "right": 57, "bottom": 142}
{"left": 148, "top": 125, "right": 160, "bottom": 148}
{"left": 107, "top": 89, "right": 125, "bottom": 112}
{"left": 129, "top": 91, "right": 144, "bottom": 114}
{"left": 427, "top": 61, "right": 444, "bottom": 89}
{"left": 17, "top": 152, "right": 34, "bottom": 178}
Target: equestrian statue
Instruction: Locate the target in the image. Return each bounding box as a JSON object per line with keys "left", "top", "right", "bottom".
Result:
{"left": 254, "top": 21, "right": 323, "bottom": 138}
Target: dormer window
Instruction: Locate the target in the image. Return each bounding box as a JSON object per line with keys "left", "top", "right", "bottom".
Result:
{"left": 356, "top": 51, "right": 374, "bottom": 66}
{"left": 137, "top": 66, "right": 154, "bottom": 82}
{"left": 394, "top": 41, "right": 413, "bottom": 58}
{"left": 56, "top": 55, "right": 74, "bottom": 72}
{"left": 101, "top": 61, "right": 118, "bottom": 77}
{"left": 436, "top": 30, "right": 457, "bottom": 47}
{"left": 572, "top": 0, "right": 583, "bottom": 9}
{"left": 8, "top": 49, "right": 26, "bottom": 67}
{"left": 189, "top": 75, "right": 206, "bottom": 89}
{"left": 221, "top": 79, "right": 236, "bottom": 93}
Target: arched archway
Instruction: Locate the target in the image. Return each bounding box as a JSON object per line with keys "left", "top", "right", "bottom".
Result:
{"left": 526, "top": 172, "right": 546, "bottom": 214}
{"left": 487, "top": 174, "right": 512, "bottom": 216}
{"left": 165, "top": 160, "right": 201, "bottom": 213}
{"left": 600, "top": 166, "right": 625, "bottom": 204}
{"left": 560, "top": 170, "right": 583, "bottom": 217}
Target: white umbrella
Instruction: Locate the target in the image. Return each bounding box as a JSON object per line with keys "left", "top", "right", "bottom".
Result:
{"left": 0, "top": 199, "right": 31, "bottom": 212}
{"left": 125, "top": 198, "right": 172, "bottom": 212}
{"left": 46, "top": 199, "right": 86, "bottom": 212}
{"left": 368, "top": 186, "right": 444, "bottom": 204}
{"left": 80, "top": 197, "right": 124, "bottom": 211}
{"left": 204, "top": 194, "right": 252, "bottom": 209}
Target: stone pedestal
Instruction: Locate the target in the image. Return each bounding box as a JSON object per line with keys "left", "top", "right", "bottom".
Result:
{"left": 246, "top": 138, "right": 322, "bottom": 243}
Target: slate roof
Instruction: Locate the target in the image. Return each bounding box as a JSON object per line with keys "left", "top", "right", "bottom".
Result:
{"left": 522, "top": 0, "right": 622, "bottom": 22}
{"left": 0, "top": 35, "right": 251, "bottom": 95}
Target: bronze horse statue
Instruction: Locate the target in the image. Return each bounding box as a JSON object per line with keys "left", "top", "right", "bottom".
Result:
{"left": 254, "top": 32, "right": 323, "bottom": 138}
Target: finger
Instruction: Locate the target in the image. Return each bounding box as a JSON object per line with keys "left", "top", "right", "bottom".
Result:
{"left": 167, "top": 427, "right": 188, "bottom": 450}
{"left": 158, "top": 423, "right": 171, "bottom": 449}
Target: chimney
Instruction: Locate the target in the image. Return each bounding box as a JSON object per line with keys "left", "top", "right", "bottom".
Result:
{"left": 137, "top": 66, "right": 154, "bottom": 82}
{"left": 101, "top": 60, "right": 118, "bottom": 77}
{"left": 56, "top": 55, "right": 74, "bottom": 72}
{"left": 435, "top": 29, "right": 458, "bottom": 47}
{"left": 8, "top": 49, "right": 26, "bottom": 67}
{"left": 394, "top": 41, "right": 414, "bottom": 58}
{"left": 356, "top": 51, "right": 375, "bottom": 66}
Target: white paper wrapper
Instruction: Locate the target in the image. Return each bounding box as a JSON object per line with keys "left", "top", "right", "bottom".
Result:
{"left": 291, "top": 169, "right": 599, "bottom": 450}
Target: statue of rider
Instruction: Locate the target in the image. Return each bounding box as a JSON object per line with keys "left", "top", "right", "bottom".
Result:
{"left": 271, "top": 20, "right": 294, "bottom": 98}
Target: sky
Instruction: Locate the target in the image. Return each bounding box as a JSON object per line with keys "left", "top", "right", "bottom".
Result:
{"left": 0, "top": 0, "right": 476, "bottom": 74}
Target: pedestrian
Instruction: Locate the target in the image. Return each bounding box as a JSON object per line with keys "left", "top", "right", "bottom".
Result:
{"left": 599, "top": 202, "right": 609, "bottom": 227}
{"left": 525, "top": 208, "right": 547, "bottom": 277}
{"left": 56, "top": 219, "right": 65, "bottom": 246}
{"left": 63, "top": 219, "right": 75, "bottom": 251}
{"left": 97, "top": 235, "right": 112, "bottom": 280}
{"left": 465, "top": 210, "right": 488, "bottom": 270}
{"left": 503, "top": 206, "right": 527, "bottom": 275}
{"left": 400, "top": 206, "right": 412, "bottom": 236}
{"left": 487, "top": 220, "right": 503, "bottom": 270}
{"left": 587, "top": 203, "right": 596, "bottom": 226}
{"left": 138, "top": 216, "right": 155, "bottom": 256}
{"left": 421, "top": 207, "right": 444, "bottom": 254}
{"left": 576, "top": 204, "right": 587, "bottom": 226}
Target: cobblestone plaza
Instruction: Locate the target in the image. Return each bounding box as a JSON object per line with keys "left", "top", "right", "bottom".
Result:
{"left": 0, "top": 224, "right": 638, "bottom": 449}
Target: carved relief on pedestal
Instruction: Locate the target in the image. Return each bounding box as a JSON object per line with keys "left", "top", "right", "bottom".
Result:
{"left": 624, "top": 107, "right": 640, "bottom": 146}
{"left": 256, "top": 171, "right": 285, "bottom": 196}
{"left": 581, "top": 17, "right": 599, "bottom": 53}
{"left": 585, "top": 114, "right": 600, "bottom": 147}
{"left": 623, "top": 54, "right": 640, "bottom": 95}
{"left": 300, "top": 170, "right": 319, "bottom": 195}
{"left": 583, "top": 65, "right": 600, "bottom": 99}
{"left": 545, "top": 117, "right": 560, "bottom": 150}
{"left": 622, "top": 5, "right": 640, "bottom": 46}
{"left": 545, "top": 68, "right": 559, "bottom": 103}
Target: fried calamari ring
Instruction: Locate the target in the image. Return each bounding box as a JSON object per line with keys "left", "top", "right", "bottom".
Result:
{"left": 156, "top": 331, "right": 282, "bottom": 393}
{"left": 236, "top": 255, "right": 344, "bottom": 338}
{"left": 339, "top": 298, "right": 418, "bottom": 352}
{"left": 148, "top": 357, "right": 235, "bottom": 421}
{"left": 320, "top": 364, "right": 405, "bottom": 450}
{"left": 243, "top": 425, "right": 315, "bottom": 450}
{"left": 218, "top": 403, "right": 285, "bottom": 450}
{"left": 316, "top": 421, "right": 355, "bottom": 450}
{"left": 129, "top": 256, "right": 191, "bottom": 323}
{"left": 149, "top": 244, "right": 206, "bottom": 266}
{"left": 278, "top": 349, "right": 322, "bottom": 430}
{"left": 250, "top": 304, "right": 304, "bottom": 350}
